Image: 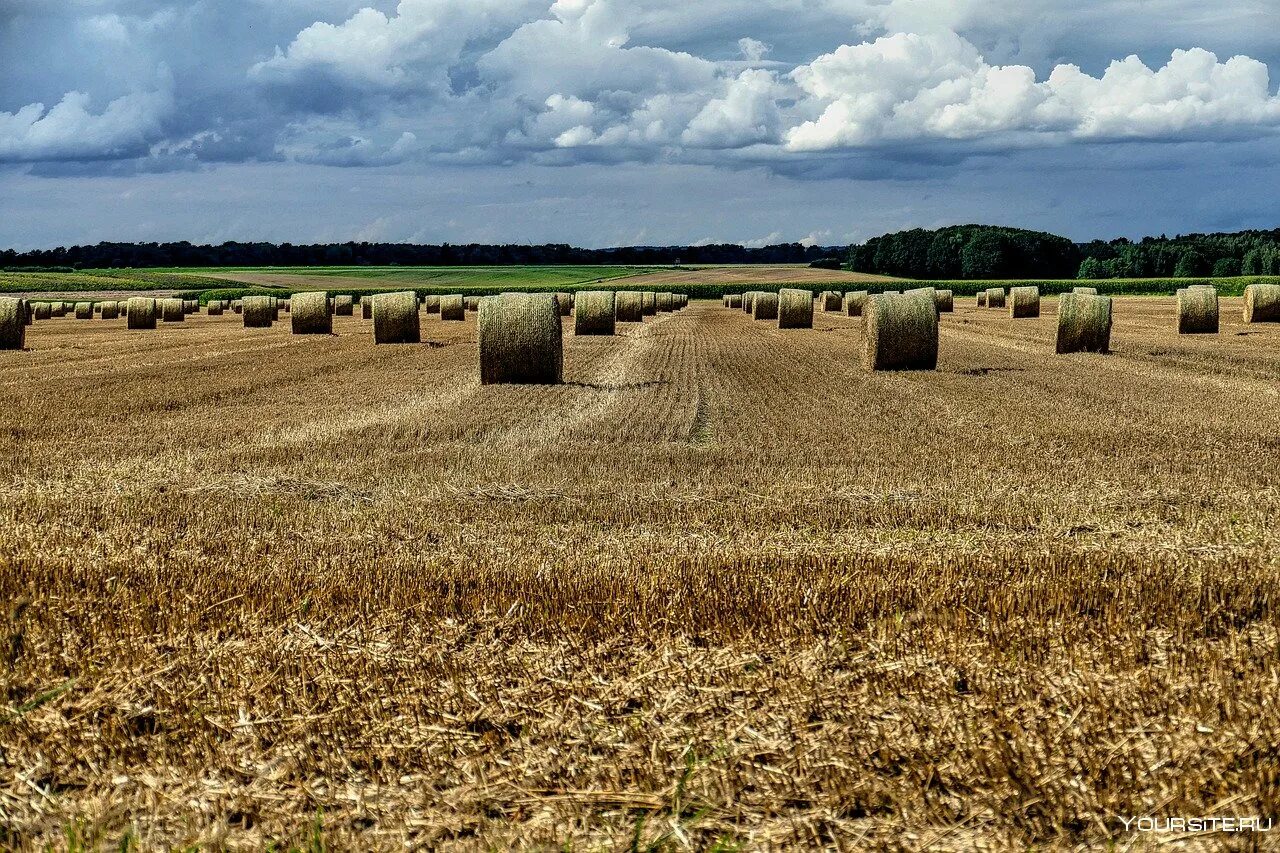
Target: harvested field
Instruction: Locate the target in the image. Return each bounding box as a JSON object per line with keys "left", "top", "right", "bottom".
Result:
{"left": 1, "top": 297, "right": 1279, "bottom": 850}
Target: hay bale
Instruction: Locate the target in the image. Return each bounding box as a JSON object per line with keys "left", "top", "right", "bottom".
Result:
{"left": 1009, "top": 286, "right": 1041, "bottom": 318}
{"left": 291, "top": 291, "right": 333, "bottom": 335}
{"left": 752, "top": 292, "right": 779, "bottom": 321}
{"left": 478, "top": 293, "right": 563, "bottom": 385}
{"left": 678, "top": 294, "right": 688, "bottom": 309}
{"left": 0, "top": 298, "right": 27, "bottom": 349}
{"left": 269, "top": 297, "right": 281, "bottom": 320}
{"left": 74, "top": 302, "right": 93, "bottom": 320}
{"left": 843, "top": 291, "right": 869, "bottom": 317}
{"left": 231, "top": 300, "right": 243, "bottom": 314}
{"left": 159, "top": 299, "right": 184, "bottom": 322}
{"left": 778, "top": 288, "right": 814, "bottom": 329}
{"left": 100, "top": 301, "right": 119, "bottom": 320}
{"left": 657, "top": 292, "right": 675, "bottom": 313}
{"left": 1177, "top": 287, "right": 1219, "bottom": 334}
{"left": 906, "top": 287, "right": 939, "bottom": 320}
{"left": 32, "top": 302, "right": 51, "bottom": 321}
{"left": 574, "top": 290, "right": 616, "bottom": 335}
{"left": 372, "top": 291, "right": 420, "bottom": 344}
{"left": 281, "top": 299, "right": 291, "bottom": 313}
{"left": 934, "top": 290, "right": 954, "bottom": 313}
{"left": 206, "top": 301, "right": 223, "bottom": 316}
{"left": 184, "top": 299, "right": 198, "bottom": 314}
{"left": 464, "top": 296, "right": 480, "bottom": 312}
{"left": 50, "top": 302, "right": 66, "bottom": 318}
{"left": 361, "top": 298, "right": 374, "bottom": 319}
{"left": 334, "top": 294, "right": 353, "bottom": 316}
{"left": 1243, "top": 283, "right": 1280, "bottom": 323}
{"left": 743, "top": 292, "right": 757, "bottom": 313}
{"left": 985, "top": 288, "right": 1006, "bottom": 309}
{"left": 975, "top": 292, "right": 986, "bottom": 308}
{"left": 440, "top": 295, "right": 465, "bottom": 320}
{"left": 727, "top": 294, "right": 743, "bottom": 309}
{"left": 423, "top": 295, "right": 442, "bottom": 314}
{"left": 641, "top": 292, "right": 657, "bottom": 316}
{"left": 821, "top": 291, "right": 842, "bottom": 312}
{"left": 862, "top": 291, "right": 938, "bottom": 371}
{"left": 615, "top": 291, "right": 643, "bottom": 322}
{"left": 242, "top": 296, "right": 274, "bottom": 328}
{"left": 126, "top": 297, "right": 157, "bottom": 330}
{"left": 1056, "top": 293, "right": 1112, "bottom": 354}
{"left": 1073, "top": 287, "right": 1098, "bottom": 295}
{"left": 554, "top": 293, "right": 573, "bottom": 316}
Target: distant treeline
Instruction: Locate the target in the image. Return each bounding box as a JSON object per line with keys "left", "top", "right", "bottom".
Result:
{"left": 0, "top": 241, "right": 839, "bottom": 270}
{"left": 850, "top": 224, "right": 1280, "bottom": 280}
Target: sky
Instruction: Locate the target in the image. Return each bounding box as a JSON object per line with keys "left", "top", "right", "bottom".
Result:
{"left": 3, "top": 0, "right": 1280, "bottom": 250}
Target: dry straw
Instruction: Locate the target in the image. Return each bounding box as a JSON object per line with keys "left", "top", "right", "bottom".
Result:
{"left": 934, "top": 290, "right": 954, "bottom": 313}
{"left": 478, "top": 293, "right": 563, "bottom": 385}
{"left": 778, "top": 288, "right": 814, "bottom": 329}
{"left": 1009, "top": 286, "right": 1041, "bottom": 318}
{"left": 743, "top": 292, "right": 757, "bottom": 313}
{"left": 843, "top": 291, "right": 869, "bottom": 317}
{"left": 641, "top": 292, "right": 657, "bottom": 316}
{"left": 863, "top": 291, "right": 939, "bottom": 371}
{"left": 74, "top": 302, "right": 93, "bottom": 320}
{"left": 616, "top": 291, "right": 644, "bottom": 322}
{"left": 657, "top": 292, "right": 675, "bottom": 313}
{"left": 1056, "top": 293, "right": 1113, "bottom": 354}
{"left": 464, "top": 296, "right": 480, "bottom": 312}
{"left": 752, "top": 291, "right": 780, "bottom": 320}
{"left": 50, "top": 302, "right": 65, "bottom": 317}
{"left": 160, "top": 298, "right": 184, "bottom": 322}
{"left": 281, "top": 299, "right": 291, "bottom": 313}
{"left": 361, "top": 298, "right": 374, "bottom": 319}
{"left": 32, "top": 302, "right": 51, "bottom": 321}
{"left": 0, "top": 297, "right": 26, "bottom": 349}
{"left": 231, "top": 300, "right": 243, "bottom": 314}
{"left": 100, "top": 301, "right": 119, "bottom": 320}
{"left": 440, "top": 295, "right": 465, "bottom": 320}
{"left": 821, "top": 291, "right": 843, "bottom": 312}
{"left": 975, "top": 292, "right": 987, "bottom": 308}
{"left": 1074, "top": 287, "right": 1099, "bottom": 295}
{"left": 985, "top": 288, "right": 1006, "bottom": 309}
{"left": 1243, "top": 283, "right": 1280, "bottom": 323}
{"left": 291, "top": 291, "right": 333, "bottom": 335}
{"left": 574, "top": 290, "right": 616, "bottom": 336}
{"left": 126, "top": 297, "right": 157, "bottom": 330}
{"left": 269, "top": 297, "right": 281, "bottom": 320}
{"left": 372, "top": 291, "right": 420, "bottom": 344}
{"left": 727, "top": 294, "right": 743, "bottom": 309}
{"left": 334, "top": 294, "right": 354, "bottom": 316}
{"left": 206, "top": 301, "right": 223, "bottom": 316}
{"left": 423, "top": 295, "right": 442, "bottom": 314}
{"left": 242, "top": 296, "right": 274, "bottom": 328}
{"left": 554, "top": 293, "right": 573, "bottom": 316}
{"left": 906, "top": 287, "right": 939, "bottom": 319}
{"left": 1177, "top": 287, "right": 1219, "bottom": 334}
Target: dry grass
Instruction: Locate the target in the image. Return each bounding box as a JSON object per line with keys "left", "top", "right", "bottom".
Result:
{"left": 2, "top": 298, "right": 1280, "bottom": 850}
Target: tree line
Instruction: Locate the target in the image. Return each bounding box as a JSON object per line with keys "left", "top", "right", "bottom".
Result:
{"left": 0, "top": 241, "right": 840, "bottom": 270}
{"left": 849, "top": 225, "right": 1280, "bottom": 280}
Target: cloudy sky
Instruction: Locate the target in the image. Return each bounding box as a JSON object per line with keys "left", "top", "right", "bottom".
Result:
{"left": 3, "top": 0, "right": 1280, "bottom": 250}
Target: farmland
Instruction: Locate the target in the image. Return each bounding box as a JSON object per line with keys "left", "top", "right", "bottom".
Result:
{"left": 1, "top": 295, "right": 1279, "bottom": 849}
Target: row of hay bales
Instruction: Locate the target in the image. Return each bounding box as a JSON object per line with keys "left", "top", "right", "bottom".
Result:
{"left": 961, "top": 285, "right": 1115, "bottom": 355}
{"left": 572, "top": 290, "right": 688, "bottom": 335}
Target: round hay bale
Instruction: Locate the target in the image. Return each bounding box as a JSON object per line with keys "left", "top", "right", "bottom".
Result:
{"left": 281, "top": 299, "right": 291, "bottom": 313}
{"left": 727, "top": 294, "right": 743, "bottom": 309}
{"left": 641, "top": 292, "right": 657, "bottom": 316}
{"left": 934, "top": 290, "right": 954, "bottom": 313}
{"left": 1243, "top": 283, "right": 1280, "bottom": 323}
{"left": 743, "top": 292, "right": 757, "bottom": 314}
{"left": 843, "top": 291, "right": 869, "bottom": 317}
{"left": 1177, "top": 287, "right": 1219, "bottom": 334}
{"left": 184, "top": 299, "right": 198, "bottom": 314}
{"left": 862, "top": 291, "right": 938, "bottom": 371}
{"left": 231, "top": 300, "right": 243, "bottom": 314}
{"left": 423, "top": 295, "right": 442, "bottom": 314}
{"left": 0, "top": 297, "right": 27, "bottom": 349}
{"left": 752, "top": 292, "right": 779, "bottom": 321}
{"left": 206, "top": 301, "right": 223, "bottom": 316}
{"left": 51, "top": 302, "right": 67, "bottom": 318}
{"left": 1056, "top": 293, "right": 1112, "bottom": 354}
{"left": 74, "top": 302, "right": 93, "bottom": 320}
{"left": 574, "top": 290, "right": 616, "bottom": 336}
{"left": 657, "top": 292, "right": 675, "bottom": 313}
{"left": 985, "top": 288, "right": 1006, "bottom": 309}
{"left": 440, "top": 295, "right": 465, "bottom": 320}
{"left": 242, "top": 296, "right": 274, "bottom": 328}
{"left": 93, "top": 303, "right": 102, "bottom": 315}
{"left": 906, "top": 287, "right": 939, "bottom": 320}
{"left": 722, "top": 295, "right": 729, "bottom": 307}
{"left": 334, "top": 294, "right": 354, "bottom": 316}
{"left": 372, "top": 291, "right": 420, "bottom": 344}
{"left": 269, "top": 297, "right": 281, "bottom": 320}
{"left": 478, "top": 293, "right": 563, "bottom": 385}
{"left": 778, "top": 288, "right": 814, "bottom": 329}
{"left": 160, "top": 299, "right": 184, "bottom": 322}
{"left": 464, "top": 296, "right": 480, "bottom": 312}
{"left": 975, "top": 292, "right": 986, "bottom": 308}
{"left": 821, "top": 291, "right": 842, "bottom": 312}
{"left": 554, "top": 293, "right": 573, "bottom": 316}
{"left": 1073, "top": 287, "right": 1098, "bottom": 295}
{"left": 1009, "top": 286, "right": 1041, "bottom": 318}
{"left": 32, "top": 302, "right": 51, "bottom": 321}
{"left": 361, "top": 298, "right": 374, "bottom": 319}
{"left": 291, "top": 291, "right": 333, "bottom": 335}
{"left": 615, "top": 291, "right": 643, "bottom": 322}
{"left": 126, "top": 297, "right": 157, "bottom": 330}
{"left": 100, "top": 301, "right": 119, "bottom": 320}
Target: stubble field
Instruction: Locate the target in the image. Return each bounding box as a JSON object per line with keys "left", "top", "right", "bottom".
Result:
{"left": 1, "top": 297, "right": 1278, "bottom": 850}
